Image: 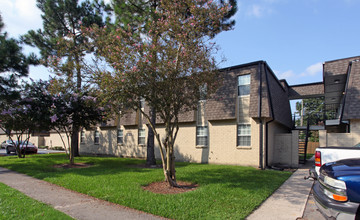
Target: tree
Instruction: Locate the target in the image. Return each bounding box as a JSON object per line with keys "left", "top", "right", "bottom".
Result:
{"left": 22, "top": 0, "right": 111, "bottom": 157}
{"left": 0, "top": 14, "right": 37, "bottom": 105}
{"left": 89, "top": 0, "right": 235, "bottom": 186}
{"left": 295, "top": 97, "right": 325, "bottom": 126}
{"left": 110, "top": 0, "right": 237, "bottom": 166}
{"left": 0, "top": 80, "right": 53, "bottom": 158}
{"left": 48, "top": 82, "right": 106, "bottom": 164}
{"left": 295, "top": 97, "right": 326, "bottom": 142}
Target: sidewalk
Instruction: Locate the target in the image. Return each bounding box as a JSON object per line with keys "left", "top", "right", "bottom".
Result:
{"left": 246, "top": 158, "right": 314, "bottom": 220}
{"left": 0, "top": 167, "right": 164, "bottom": 220}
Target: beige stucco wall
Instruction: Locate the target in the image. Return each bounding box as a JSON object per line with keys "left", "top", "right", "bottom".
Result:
{"left": 273, "top": 130, "right": 299, "bottom": 168}
{"left": 78, "top": 118, "right": 262, "bottom": 167}
{"left": 43, "top": 132, "right": 68, "bottom": 149}
{"left": 319, "top": 119, "right": 360, "bottom": 147}
{"left": 80, "top": 127, "right": 148, "bottom": 158}
{"left": 266, "top": 121, "right": 294, "bottom": 166}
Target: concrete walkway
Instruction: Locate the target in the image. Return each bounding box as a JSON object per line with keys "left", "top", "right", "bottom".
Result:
{"left": 247, "top": 158, "right": 315, "bottom": 220}
{"left": 0, "top": 167, "right": 164, "bottom": 220}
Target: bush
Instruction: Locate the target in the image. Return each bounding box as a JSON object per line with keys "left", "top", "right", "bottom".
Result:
{"left": 38, "top": 146, "right": 49, "bottom": 149}
{"left": 50, "top": 146, "right": 65, "bottom": 151}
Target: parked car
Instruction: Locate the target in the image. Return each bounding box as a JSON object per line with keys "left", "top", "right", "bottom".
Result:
{"left": 5, "top": 141, "right": 38, "bottom": 154}
{"left": 313, "top": 158, "right": 360, "bottom": 220}
{"left": 1, "top": 140, "right": 15, "bottom": 150}
{"left": 310, "top": 145, "right": 360, "bottom": 178}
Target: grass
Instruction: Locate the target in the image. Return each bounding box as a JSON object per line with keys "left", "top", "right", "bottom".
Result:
{"left": 0, "top": 154, "right": 292, "bottom": 219}
{"left": 0, "top": 182, "right": 73, "bottom": 220}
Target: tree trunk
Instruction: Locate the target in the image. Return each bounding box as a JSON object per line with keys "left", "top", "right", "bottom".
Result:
{"left": 146, "top": 107, "right": 156, "bottom": 166}
{"left": 72, "top": 126, "right": 80, "bottom": 157}
{"left": 70, "top": 126, "right": 79, "bottom": 164}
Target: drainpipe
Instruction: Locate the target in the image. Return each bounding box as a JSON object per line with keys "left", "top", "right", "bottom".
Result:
{"left": 264, "top": 63, "right": 275, "bottom": 168}
{"left": 258, "top": 62, "right": 264, "bottom": 170}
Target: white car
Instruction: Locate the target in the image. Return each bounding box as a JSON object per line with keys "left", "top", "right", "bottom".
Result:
{"left": 4, "top": 140, "right": 38, "bottom": 154}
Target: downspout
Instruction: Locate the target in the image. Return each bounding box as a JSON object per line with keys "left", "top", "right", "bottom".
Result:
{"left": 264, "top": 63, "right": 275, "bottom": 168}
{"left": 258, "top": 62, "right": 264, "bottom": 170}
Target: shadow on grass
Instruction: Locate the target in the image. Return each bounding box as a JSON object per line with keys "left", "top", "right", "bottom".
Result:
{"left": 0, "top": 154, "right": 155, "bottom": 180}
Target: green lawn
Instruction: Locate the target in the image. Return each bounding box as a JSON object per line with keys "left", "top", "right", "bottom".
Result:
{"left": 0, "top": 182, "right": 73, "bottom": 220}
{"left": 0, "top": 154, "right": 292, "bottom": 219}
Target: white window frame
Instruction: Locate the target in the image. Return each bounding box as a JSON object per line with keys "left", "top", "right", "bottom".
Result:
{"left": 237, "top": 124, "right": 251, "bottom": 146}
{"left": 138, "top": 128, "right": 145, "bottom": 145}
{"left": 238, "top": 74, "right": 251, "bottom": 97}
{"left": 80, "top": 130, "right": 85, "bottom": 143}
{"left": 94, "top": 130, "right": 100, "bottom": 144}
{"left": 196, "top": 125, "right": 208, "bottom": 146}
{"left": 117, "top": 129, "right": 123, "bottom": 144}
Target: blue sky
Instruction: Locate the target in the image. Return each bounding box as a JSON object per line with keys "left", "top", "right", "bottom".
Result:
{"left": 1, "top": 0, "right": 359, "bottom": 86}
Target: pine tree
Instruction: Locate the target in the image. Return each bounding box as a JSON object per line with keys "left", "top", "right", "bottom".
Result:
{"left": 22, "top": 0, "right": 111, "bottom": 162}
{"left": 0, "top": 14, "right": 37, "bottom": 105}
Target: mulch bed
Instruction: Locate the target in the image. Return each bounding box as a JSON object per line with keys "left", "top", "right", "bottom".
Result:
{"left": 53, "top": 163, "right": 93, "bottom": 169}
{"left": 143, "top": 181, "right": 198, "bottom": 194}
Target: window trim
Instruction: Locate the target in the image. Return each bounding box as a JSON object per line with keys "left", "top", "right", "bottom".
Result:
{"left": 80, "top": 130, "right": 85, "bottom": 144}
{"left": 138, "top": 128, "right": 146, "bottom": 146}
{"left": 94, "top": 130, "right": 100, "bottom": 145}
{"left": 237, "top": 124, "right": 251, "bottom": 147}
{"left": 117, "top": 129, "right": 123, "bottom": 145}
{"left": 238, "top": 74, "right": 251, "bottom": 97}
{"left": 196, "top": 125, "right": 208, "bottom": 147}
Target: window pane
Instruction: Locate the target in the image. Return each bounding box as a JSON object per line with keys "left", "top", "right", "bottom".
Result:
{"left": 238, "top": 75, "right": 250, "bottom": 96}
{"left": 138, "top": 129, "right": 145, "bottom": 145}
{"left": 117, "top": 129, "right": 123, "bottom": 144}
{"left": 238, "top": 85, "right": 250, "bottom": 96}
{"left": 94, "top": 131, "right": 100, "bottom": 144}
{"left": 196, "top": 126, "right": 208, "bottom": 146}
{"left": 237, "top": 124, "right": 251, "bottom": 146}
{"left": 80, "top": 131, "right": 85, "bottom": 143}
{"left": 238, "top": 74, "right": 250, "bottom": 86}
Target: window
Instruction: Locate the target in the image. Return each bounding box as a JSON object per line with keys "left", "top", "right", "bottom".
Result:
{"left": 94, "top": 130, "right": 100, "bottom": 144}
{"left": 117, "top": 129, "right": 123, "bottom": 144}
{"left": 238, "top": 74, "right": 251, "bottom": 96}
{"left": 138, "top": 128, "right": 145, "bottom": 145}
{"left": 196, "top": 126, "right": 208, "bottom": 146}
{"left": 237, "top": 124, "right": 251, "bottom": 146}
{"left": 80, "top": 130, "right": 85, "bottom": 143}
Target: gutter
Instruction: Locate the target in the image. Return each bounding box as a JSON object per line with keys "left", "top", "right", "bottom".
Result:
{"left": 258, "top": 62, "right": 264, "bottom": 169}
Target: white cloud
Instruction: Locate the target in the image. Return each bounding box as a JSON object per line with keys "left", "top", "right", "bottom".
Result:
{"left": 0, "top": 0, "right": 42, "bottom": 37}
{"left": 241, "top": 0, "right": 281, "bottom": 18}
{"left": 247, "top": 4, "right": 264, "bottom": 18}
{"left": 277, "top": 62, "right": 323, "bottom": 84}
{"left": 300, "top": 62, "right": 323, "bottom": 77}
{"left": 278, "top": 70, "right": 296, "bottom": 79}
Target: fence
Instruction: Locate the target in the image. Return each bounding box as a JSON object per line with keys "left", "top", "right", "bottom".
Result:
{"left": 307, "top": 142, "right": 319, "bottom": 154}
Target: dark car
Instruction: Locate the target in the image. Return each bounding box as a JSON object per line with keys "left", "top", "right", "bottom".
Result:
{"left": 313, "top": 158, "right": 360, "bottom": 220}
{"left": 5, "top": 141, "right": 38, "bottom": 154}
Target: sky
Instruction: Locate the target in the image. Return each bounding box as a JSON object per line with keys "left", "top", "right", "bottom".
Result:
{"left": 0, "top": 0, "right": 360, "bottom": 87}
